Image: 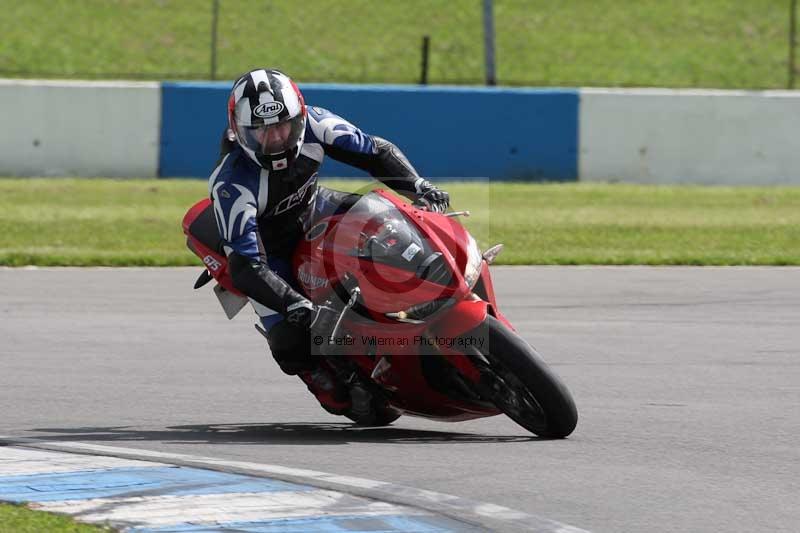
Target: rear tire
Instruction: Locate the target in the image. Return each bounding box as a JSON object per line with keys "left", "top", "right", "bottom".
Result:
{"left": 467, "top": 315, "right": 578, "bottom": 438}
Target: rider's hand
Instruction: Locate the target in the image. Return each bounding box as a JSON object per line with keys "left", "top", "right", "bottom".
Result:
{"left": 286, "top": 299, "right": 340, "bottom": 340}
{"left": 416, "top": 180, "right": 450, "bottom": 213}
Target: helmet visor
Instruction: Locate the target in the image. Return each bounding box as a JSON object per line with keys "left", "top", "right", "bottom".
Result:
{"left": 237, "top": 114, "right": 305, "bottom": 156}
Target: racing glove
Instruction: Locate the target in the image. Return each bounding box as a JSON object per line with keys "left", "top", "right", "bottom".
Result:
{"left": 415, "top": 179, "right": 450, "bottom": 213}
{"left": 285, "top": 299, "right": 340, "bottom": 341}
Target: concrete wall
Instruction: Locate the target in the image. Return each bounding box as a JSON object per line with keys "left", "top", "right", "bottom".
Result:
{"left": 580, "top": 88, "right": 800, "bottom": 185}
{"left": 3, "top": 80, "right": 800, "bottom": 184}
{"left": 0, "top": 80, "right": 161, "bottom": 177}
{"left": 160, "top": 82, "right": 579, "bottom": 180}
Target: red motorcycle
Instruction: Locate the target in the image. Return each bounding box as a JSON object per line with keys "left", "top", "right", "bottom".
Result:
{"left": 183, "top": 189, "right": 577, "bottom": 438}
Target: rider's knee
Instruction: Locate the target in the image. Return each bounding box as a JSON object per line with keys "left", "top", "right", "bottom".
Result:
{"left": 265, "top": 320, "right": 315, "bottom": 375}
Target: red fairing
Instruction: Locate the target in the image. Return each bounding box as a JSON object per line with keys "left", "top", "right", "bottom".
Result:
{"left": 182, "top": 198, "right": 241, "bottom": 296}
{"left": 431, "top": 298, "right": 488, "bottom": 340}
{"left": 477, "top": 260, "right": 514, "bottom": 330}
{"left": 181, "top": 198, "right": 210, "bottom": 233}
{"left": 291, "top": 190, "right": 510, "bottom": 420}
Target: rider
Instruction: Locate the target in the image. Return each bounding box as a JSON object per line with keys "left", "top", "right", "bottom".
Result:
{"left": 209, "top": 68, "right": 450, "bottom": 415}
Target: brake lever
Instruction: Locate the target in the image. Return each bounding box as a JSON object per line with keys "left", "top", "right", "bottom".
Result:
{"left": 329, "top": 286, "right": 360, "bottom": 342}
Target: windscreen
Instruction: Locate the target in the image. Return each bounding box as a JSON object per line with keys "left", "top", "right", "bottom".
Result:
{"left": 345, "top": 193, "right": 452, "bottom": 285}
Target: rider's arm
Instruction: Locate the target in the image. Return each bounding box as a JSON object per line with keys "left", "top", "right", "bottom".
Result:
{"left": 227, "top": 254, "right": 307, "bottom": 315}
{"left": 226, "top": 249, "right": 335, "bottom": 334}
{"left": 306, "top": 106, "right": 448, "bottom": 209}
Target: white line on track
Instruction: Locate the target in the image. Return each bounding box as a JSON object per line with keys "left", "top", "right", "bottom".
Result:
{"left": 0, "top": 435, "right": 589, "bottom": 533}
{"left": 39, "top": 491, "right": 409, "bottom": 527}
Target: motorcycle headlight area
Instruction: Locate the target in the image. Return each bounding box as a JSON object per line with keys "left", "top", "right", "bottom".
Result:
{"left": 463, "top": 234, "right": 483, "bottom": 289}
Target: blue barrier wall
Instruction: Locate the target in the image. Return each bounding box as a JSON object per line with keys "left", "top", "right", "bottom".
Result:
{"left": 160, "top": 82, "right": 579, "bottom": 180}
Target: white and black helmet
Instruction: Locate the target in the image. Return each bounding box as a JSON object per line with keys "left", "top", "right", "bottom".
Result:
{"left": 227, "top": 68, "right": 307, "bottom": 170}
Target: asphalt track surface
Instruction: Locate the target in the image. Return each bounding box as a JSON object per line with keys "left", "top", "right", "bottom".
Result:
{"left": 1, "top": 266, "right": 798, "bottom": 533}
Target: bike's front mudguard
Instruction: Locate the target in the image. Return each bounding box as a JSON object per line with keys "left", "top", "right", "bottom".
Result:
{"left": 428, "top": 298, "right": 490, "bottom": 383}
{"left": 432, "top": 298, "right": 488, "bottom": 340}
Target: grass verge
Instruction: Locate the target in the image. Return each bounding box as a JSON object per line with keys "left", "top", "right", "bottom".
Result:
{"left": 0, "top": 0, "right": 792, "bottom": 88}
{"left": 0, "top": 502, "right": 112, "bottom": 532}
{"left": 0, "top": 178, "right": 798, "bottom": 266}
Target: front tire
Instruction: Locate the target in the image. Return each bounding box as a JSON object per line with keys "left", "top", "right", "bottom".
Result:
{"left": 467, "top": 315, "right": 578, "bottom": 438}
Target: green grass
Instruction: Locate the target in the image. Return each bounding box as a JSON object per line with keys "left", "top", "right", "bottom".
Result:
{"left": 0, "top": 178, "right": 203, "bottom": 266}
{"left": 477, "top": 183, "right": 800, "bottom": 265}
{"left": 1, "top": 178, "right": 799, "bottom": 266}
{"left": 0, "top": 502, "right": 112, "bottom": 532}
{"left": 0, "top": 0, "right": 794, "bottom": 88}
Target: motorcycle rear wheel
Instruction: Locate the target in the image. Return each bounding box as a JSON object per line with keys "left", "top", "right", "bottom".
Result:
{"left": 466, "top": 315, "right": 578, "bottom": 438}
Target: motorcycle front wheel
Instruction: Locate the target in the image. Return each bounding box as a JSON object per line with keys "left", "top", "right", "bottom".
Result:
{"left": 464, "top": 315, "right": 578, "bottom": 438}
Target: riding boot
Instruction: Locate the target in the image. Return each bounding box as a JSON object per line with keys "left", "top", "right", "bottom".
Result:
{"left": 298, "top": 366, "right": 351, "bottom": 415}
{"left": 348, "top": 382, "right": 375, "bottom": 423}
